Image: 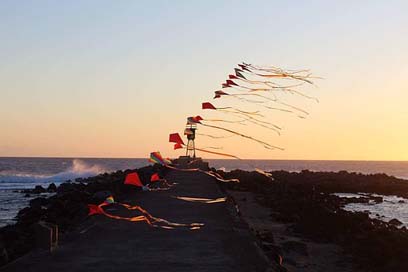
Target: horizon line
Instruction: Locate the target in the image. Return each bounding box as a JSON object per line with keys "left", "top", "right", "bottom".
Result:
{"left": 0, "top": 156, "right": 407, "bottom": 163}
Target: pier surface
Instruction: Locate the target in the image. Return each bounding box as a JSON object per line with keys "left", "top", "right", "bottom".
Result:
{"left": 2, "top": 170, "right": 268, "bottom": 272}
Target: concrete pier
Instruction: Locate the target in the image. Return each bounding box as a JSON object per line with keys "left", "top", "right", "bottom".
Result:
{"left": 2, "top": 170, "right": 269, "bottom": 272}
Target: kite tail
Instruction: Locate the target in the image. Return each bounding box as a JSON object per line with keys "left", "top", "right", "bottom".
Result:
{"left": 228, "top": 95, "right": 266, "bottom": 104}
{"left": 203, "top": 118, "right": 247, "bottom": 124}
{"left": 243, "top": 118, "right": 281, "bottom": 136}
{"left": 198, "top": 146, "right": 224, "bottom": 150}
{"left": 104, "top": 212, "right": 150, "bottom": 224}
{"left": 262, "top": 105, "right": 294, "bottom": 114}
{"left": 242, "top": 64, "right": 315, "bottom": 85}
{"left": 149, "top": 217, "right": 204, "bottom": 228}
{"left": 245, "top": 92, "right": 278, "bottom": 102}
{"left": 197, "top": 133, "right": 236, "bottom": 139}
{"left": 254, "top": 72, "right": 314, "bottom": 85}
{"left": 236, "top": 77, "right": 306, "bottom": 90}
{"left": 231, "top": 111, "right": 280, "bottom": 128}
{"left": 248, "top": 65, "right": 310, "bottom": 75}
{"left": 90, "top": 201, "right": 202, "bottom": 229}
{"left": 194, "top": 147, "right": 241, "bottom": 159}
{"left": 201, "top": 123, "right": 283, "bottom": 150}
{"left": 238, "top": 85, "right": 273, "bottom": 92}
{"left": 217, "top": 90, "right": 277, "bottom": 103}
{"left": 217, "top": 107, "right": 263, "bottom": 116}
{"left": 275, "top": 101, "right": 310, "bottom": 116}
{"left": 285, "top": 88, "right": 320, "bottom": 102}
{"left": 239, "top": 78, "right": 279, "bottom": 86}
{"left": 96, "top": 204, "right": 152, "bottom": 224}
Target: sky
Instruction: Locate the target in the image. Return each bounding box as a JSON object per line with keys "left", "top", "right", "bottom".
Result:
{"left": 0, "top": 0, "right": 407, "bottom": 160}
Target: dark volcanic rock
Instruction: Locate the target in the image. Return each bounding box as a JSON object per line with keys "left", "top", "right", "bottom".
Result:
{"left": 16, "top": 206, "right": 46, "bottom": 226}
{"left": 388, "top": 218, "right": 402, "bottom": 226}
{"left": 56, "top": 182, "right": 76, "bottom": 194}
{"left": 29, "top": 197, "right": 49, "bottom": 209}
{"left": 92, "top": 191, "right": 112, "bottom": 203}
{"left": 369, "top": 195, "right": 383, "bottom": 203}
{"left": 32, "top": 185, "right": 46, "bottom": 194}
{"left": 47, "top": 183, "right": 57, "bottom": 192}
{"left": 218, "top": 169, "right": 408, "bottom": 272}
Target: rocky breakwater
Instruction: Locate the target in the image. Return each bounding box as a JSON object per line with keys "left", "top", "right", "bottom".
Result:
{"left": 217, "top": 169, "right": 408, "bottom": 272}
{"left": 0, "top": 164, "right": 166, "bottom": 267}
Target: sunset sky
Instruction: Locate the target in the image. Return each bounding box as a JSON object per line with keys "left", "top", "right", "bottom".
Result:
{"left": 1, "top": 1, "right": 407, "bottom": 160}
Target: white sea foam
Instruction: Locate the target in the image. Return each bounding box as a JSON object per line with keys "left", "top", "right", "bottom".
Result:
{"left": 0, "top": 159, "right": 106, "bottom": 187}
{"left": 335, "top": 193, "right": 408, "bottom": 228}
{"left": 0, "top": 158, "right": 144, "bottom": 226}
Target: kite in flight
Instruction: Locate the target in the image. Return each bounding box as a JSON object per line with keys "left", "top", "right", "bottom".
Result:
{"left": 168, "top": 62, "right": 319, "bottom": 159}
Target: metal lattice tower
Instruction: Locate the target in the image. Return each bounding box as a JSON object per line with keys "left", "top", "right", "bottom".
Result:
{"left": 184, "top": 122, "right": 197, "bottom": 158}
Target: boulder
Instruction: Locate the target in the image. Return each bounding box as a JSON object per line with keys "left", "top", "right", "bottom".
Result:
{"left": 16, "top": 206, "right": 46, "bottom": 226}
{"left": 56, "top": 182, "right": 76, "bottom": 194}
{"left": 32, "top": 185, "right": 46, "bottom": 194}
{"left": 47, "top": 183, "right": 57, "bottom": 192}
{"left": 388, "top": 218, "right": 403, "bottom": 226}
{"left": 29, "top": 197, "right": 49, "bottom": 209}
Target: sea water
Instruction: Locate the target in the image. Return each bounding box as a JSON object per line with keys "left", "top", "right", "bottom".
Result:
{"left": 0, "top": 158, "right": 147, "bottom": 226}
{"left": 333, "top": 193, "right": 408, "bottom": 228}
{"left": 1, "top": 157, "right": 407, "bottom": 227}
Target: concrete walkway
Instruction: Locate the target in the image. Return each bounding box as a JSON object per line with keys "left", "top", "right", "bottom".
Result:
{"left": 2, "top": 170, "right": 268, "bottom": 272}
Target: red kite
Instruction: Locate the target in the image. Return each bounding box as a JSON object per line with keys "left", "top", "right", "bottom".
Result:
{"left": 151, "top": 173, "right": 160, "bottom": 182}
{"left": 88, "top": 204, "right": 104, "bottom": 216}
{"left": 174, "top": 143, "right": 183, "bottom": 150}
{"left": 124, "top": 172, "right": 143, "bottom": 187}
{"left": 169, "top": 133, "right": 185, "bottom": 145}
{"left": 202, "top": 102, "right": 216, "bottom": 110}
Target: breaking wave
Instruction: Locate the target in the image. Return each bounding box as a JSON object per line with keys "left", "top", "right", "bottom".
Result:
{"left": 0, "top": 159, "right": 106, "bottom": 189}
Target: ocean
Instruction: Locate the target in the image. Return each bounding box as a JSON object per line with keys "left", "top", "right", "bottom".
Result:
{"left": 1, "top": 157, "right": 408, "bottom": 227}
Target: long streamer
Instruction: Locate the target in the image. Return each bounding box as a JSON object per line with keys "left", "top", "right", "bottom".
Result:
{"left": 89, "top": 198, "right": 204, "bottom": 230}
{"left": 200, "top": 122, "right": 284, "bottom": 150}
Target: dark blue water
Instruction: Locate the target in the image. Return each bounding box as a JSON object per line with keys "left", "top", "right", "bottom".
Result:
{"left": 1, "top": 157, "right": 407, "bottom": 226}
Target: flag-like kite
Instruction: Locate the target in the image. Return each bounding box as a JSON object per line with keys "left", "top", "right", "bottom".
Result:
{"left": 168, "top": 132, "right": 241, "bottom": 159}
{"left": 149, "top": 152, "right": 172, "bottom": 165}
{"left": 173, "top": 142, "right": 183, "bottom": 150}
{"left": 169, "top": 133, "right": 184, "bottom": 145}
